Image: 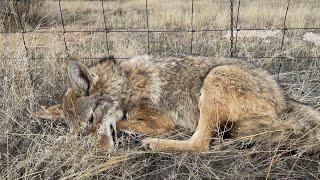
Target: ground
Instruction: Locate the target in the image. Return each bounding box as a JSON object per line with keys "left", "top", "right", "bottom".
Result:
{"left": 0, "top": 0, "right": 319, "bottom": 179}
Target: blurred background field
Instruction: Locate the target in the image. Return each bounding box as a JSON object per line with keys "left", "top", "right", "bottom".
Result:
{"left": 0, "top": 0, "right": 319, "bottom": 179}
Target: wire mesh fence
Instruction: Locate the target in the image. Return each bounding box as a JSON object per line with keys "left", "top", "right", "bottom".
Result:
{"left": 1, "top": 0, "right": 319, "bottom": 62}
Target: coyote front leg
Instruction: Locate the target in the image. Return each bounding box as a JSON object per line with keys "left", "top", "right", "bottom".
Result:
{"left": 95, "top": 105, "right": 174, "bottom": 148}
{"left": 117, "top": 105, "right": 174, "bottom": 136}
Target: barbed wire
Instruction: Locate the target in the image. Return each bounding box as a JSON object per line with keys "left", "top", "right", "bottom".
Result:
{"left": 229, "top": 0, "right": 234, "bottom": 57}
{"left": 1, "top": 27, "right": 319, "bottom": 34}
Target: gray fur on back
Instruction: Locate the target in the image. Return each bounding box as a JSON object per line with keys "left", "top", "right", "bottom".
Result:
{"left": 119, "top": 56, "right": 241, "bottom": 130}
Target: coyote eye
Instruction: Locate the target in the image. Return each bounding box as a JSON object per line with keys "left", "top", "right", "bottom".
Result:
{"left": 89, "top": 114, "right": 94, "bottom": 124}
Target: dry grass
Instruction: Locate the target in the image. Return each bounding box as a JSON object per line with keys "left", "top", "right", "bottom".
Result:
{"left": 0, "top": 0, "right": 52, "bottom": 32}
{"left": 0, "top": 0, "right": 320, "bottom": 179}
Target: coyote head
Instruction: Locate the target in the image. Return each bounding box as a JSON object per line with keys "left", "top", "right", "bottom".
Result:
{"left": 34, "top": 59, "right": 125, "bottom": 147}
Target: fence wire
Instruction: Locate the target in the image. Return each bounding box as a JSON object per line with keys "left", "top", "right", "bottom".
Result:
{"left": 14, "top": 0, "right": 28, "bottom": 54}
{"left": 229, "top": 0, "right": 234, "bottom": 57}
{"left": 277, "top": 0, "right": 291, "bottom": 81}
{"left": 58, "top": 0, "right": 69, "bottom": 55}
{"left": 1, "top": 0, "right": 319, "bottom": 61}
{"left": 3, "top": 0, "right": 319, "bottom": 171}
{"left": 101, "top": 0, "right": 110, "bottom": 56}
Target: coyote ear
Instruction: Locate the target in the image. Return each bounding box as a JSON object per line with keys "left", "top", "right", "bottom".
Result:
{"left": 33, "top": 104, "right": 63, "bottom": 121}
{"left": 67, "top": 61, "right": 98, "bottom": 92}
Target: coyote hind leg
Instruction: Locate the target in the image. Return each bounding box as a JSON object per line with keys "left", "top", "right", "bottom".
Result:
{"left": 142, "top": 69, "right": 230, "bottom": 151}
{"left": 142, "top": 65, "right": 281, "bottom": 152}
{"left": 141, "top": 96, "right": 223, "bottom": 151}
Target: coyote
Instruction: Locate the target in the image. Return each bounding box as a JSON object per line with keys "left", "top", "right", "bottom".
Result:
{"left": 35, "top": 55, "right": 320, "bottom": 153}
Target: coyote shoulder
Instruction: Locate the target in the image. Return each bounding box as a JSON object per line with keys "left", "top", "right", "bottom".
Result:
{"left": 35, "top": 55, "right": 320, "bottom": 153}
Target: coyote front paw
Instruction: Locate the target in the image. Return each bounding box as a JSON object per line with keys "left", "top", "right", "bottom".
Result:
{"left": 141, "top": 138, "right": 161, "bottom": 150}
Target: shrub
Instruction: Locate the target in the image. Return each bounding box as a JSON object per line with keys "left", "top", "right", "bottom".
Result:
{"left": 0, "top": 0, "right": 48, "bottom": 32}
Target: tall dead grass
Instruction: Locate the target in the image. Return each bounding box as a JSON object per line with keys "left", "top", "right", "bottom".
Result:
{"left": 0, "top": 0, "right": 53, "bottom": 32}
{"left": 0, "top": 0, "right": 319, "bottom": 179}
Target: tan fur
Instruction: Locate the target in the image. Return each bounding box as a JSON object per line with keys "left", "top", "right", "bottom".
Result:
{"left": 117, "top": 104, "right": 174, "bottom": 136}
{"left": 34, "top": 56, "right": 320, "bottom": 154}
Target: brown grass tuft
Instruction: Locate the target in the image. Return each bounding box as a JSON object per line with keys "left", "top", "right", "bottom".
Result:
{"left": 0, "top": 0, "right": 51, "bottom": 32}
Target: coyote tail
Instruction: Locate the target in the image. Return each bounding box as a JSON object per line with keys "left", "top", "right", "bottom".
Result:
{"left": 237, "top": 100, "right": 320, "bottom": 154}
{"left": 279, "top": 100, "right": 320, "bottom": 154}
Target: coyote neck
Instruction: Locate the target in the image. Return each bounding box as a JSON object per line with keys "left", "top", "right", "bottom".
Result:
{"left": 91, "top": 67, "right": 130, "bottom": 107}
{"left": 124, "top": 69, "right": 157, "bottom": 109}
